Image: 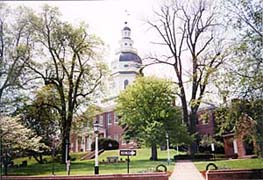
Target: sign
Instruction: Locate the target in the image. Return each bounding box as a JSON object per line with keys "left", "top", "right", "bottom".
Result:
{"left": 211, "top": 143, "right": 215, "bottom": 152}
{"left": 120, "top": 149, "right": 136, "bottom": 156}
{"left": 119, "top": 149, "right": 137, "bottom": 174}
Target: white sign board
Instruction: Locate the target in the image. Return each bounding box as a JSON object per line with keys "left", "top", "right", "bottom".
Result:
{"left": 211, "top": 143, "right": 215, "bottom": 152}
{"left": 119, "top": 149, "right": 136, "bottom": 156}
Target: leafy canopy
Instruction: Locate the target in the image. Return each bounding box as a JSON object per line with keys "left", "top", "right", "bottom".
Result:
{"left": 116, "top": 76, "right": 192, "bottom": 147}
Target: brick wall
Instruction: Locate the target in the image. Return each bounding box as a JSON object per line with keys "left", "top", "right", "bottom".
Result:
{"left": 96, "top": 111, "right": 136, "bottom": 149}
{"left": 223, "top": 135, "right": 235, "bottom": 158}
{"left": 236, "top": 136, "right": 246, "bottom": 158}
{"left": 2, "top": 173, "right": 169, "bottom": 180}
{"left": 196, "top": 109, "right": 215, "bottom": 136}
{"left": 222, "top": 134, "right": 246, "bottom": 158}
{"left": 206, "top": 169, "right": 263, "bottom": 180}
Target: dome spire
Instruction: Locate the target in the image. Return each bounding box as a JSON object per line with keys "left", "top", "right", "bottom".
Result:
{"left": 122, "top": 21, "right": 131, "bottom": 35}
{"left": 120, "top": 21, "right": 133, "bottom": 50}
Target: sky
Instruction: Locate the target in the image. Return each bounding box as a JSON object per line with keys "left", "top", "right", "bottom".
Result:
{"left": 6, "top": 0, "right": 220, "bottom": 105}
{"left": 7, "top": 0, "right": 163, "bottom": 63}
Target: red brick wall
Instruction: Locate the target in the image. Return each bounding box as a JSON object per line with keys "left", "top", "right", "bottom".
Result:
{"left": 236, "top": 136, "right": 246, "bottom": 158}
{"left": 70, "top": 134, "right": 77, "bottom": 152}
{"left": 3, "top": 173, "right": 169, "bottom": 180}
{"left": 206, "top": 169, "right": 263, "bottom": 180}
{"left": 196, "top": 109, "right": 215, "bottom": 136}
{"left": 223, "top": 134, "right": 247, "bottom": 158}
{"left": 96, "top": 111, "right": 136, "bottom": 149}
{"left": 223, "top": 136, "right": 235, "bottom": 158}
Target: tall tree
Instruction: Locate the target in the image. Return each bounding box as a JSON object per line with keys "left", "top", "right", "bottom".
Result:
{"left": 116, "top": 76, "right": 191, "bottom": 160}
{"left": 144, "top": 0, "right": 227, "bottom": 152}
{"left": 28, "top": 5, "right": 106, "bottom": 162}
{"left": 0, "top": 4, "right": 34, "bottom": 111}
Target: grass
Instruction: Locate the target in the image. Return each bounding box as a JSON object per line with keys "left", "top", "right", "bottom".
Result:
{"left": 194, "top": 158, "right": 263, "bottom": 171}
{"left": 4, "top": 148, "right": 180, "bottom": 176}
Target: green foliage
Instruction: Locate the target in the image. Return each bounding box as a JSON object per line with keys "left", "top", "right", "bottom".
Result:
{"left": 24, "top": 5, "right": 107, "bottom": 162}
{"left": 0, "top": 4, "right": 34, "bottom": 111}
{"left": 199, "top": 134, "right": 223, "bottom": 148}
{"left": 91, "top": 138, "right": 119, "bottom": 151}
{"left": 19, "top": 85, "right": 60, "bottom": 150}
{"left": 72, "top": 104, "right": 102, "bottom": 135}
{"left": 222, "top": 0, "right": 263, "bottom": 98}
{"left": 116, "top": 76, "right": 192, "bottom": 149}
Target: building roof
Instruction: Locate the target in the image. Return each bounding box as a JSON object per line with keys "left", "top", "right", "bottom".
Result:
{"left": 119, "top": 52, "right": 142, "bottom": 64}
{"left": 123, "top": 26, "right": 131, "bottom": 31}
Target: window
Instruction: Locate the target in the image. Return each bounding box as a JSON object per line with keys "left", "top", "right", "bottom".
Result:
{"left": 124, "top": 43, "right": 127, "bottom": 46}
{"left": 124, "top": 79, "right": 129, "bottom": 89}
{"left": 114, "top": 113, "right": 118, "bottom": 123}
{"left": 107, "top": 113, "right": 112, "bottom": 125}
{"left": 99, "top": 115, "right": 104, "bottom": 125}
{"left": 200, "top": 113, "right": 209, "bottom": 125}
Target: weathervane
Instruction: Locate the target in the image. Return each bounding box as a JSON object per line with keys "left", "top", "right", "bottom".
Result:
{"left": 124, "top": 9, "right": 130, "bottom": 24}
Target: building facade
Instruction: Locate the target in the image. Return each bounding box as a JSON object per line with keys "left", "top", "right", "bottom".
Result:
{"left": 70, "top": 23, "right": 250, "bottom": 158}
{"left": 70, "top": 22, "right": 141, "bottom": 152}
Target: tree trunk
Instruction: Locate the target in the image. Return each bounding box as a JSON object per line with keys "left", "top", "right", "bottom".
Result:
{"left": 0, "top": 88, "right": 4, "bottom": 104}
{"left": 189, "top": 110, "right": 198, "bottom": 154}
{"left": 61, "top": 126, "right": 71, "bottom": 163}
{"left": 31, "top": 152, "right": 43, "bottom": 164}
{"left": 150, "top": 144, "right": 158, "bottom": 161}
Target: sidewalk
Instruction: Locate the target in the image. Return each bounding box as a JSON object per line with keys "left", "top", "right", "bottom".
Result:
{"left": 169, "top": 160, "right": 205, "bottom": 180}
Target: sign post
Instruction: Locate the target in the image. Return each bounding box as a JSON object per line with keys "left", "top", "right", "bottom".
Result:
{"left": 120, "top": 149, "right": 136, "bottom": 174}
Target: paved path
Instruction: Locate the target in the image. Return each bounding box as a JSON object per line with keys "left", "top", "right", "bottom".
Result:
{"left": 170, "top": 160, "right": 205, "bottom": 180}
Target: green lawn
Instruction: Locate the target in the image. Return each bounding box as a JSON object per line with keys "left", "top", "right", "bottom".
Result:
{"left": 194, "top": 158, "right": 263, "bottom": 171}
{"left": 4, "top": 148, "right": 180, "bottom": 176}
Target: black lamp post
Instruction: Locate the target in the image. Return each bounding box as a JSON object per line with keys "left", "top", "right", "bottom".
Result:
{"left": 52, "top": 140, "right": 55, "bottom": 176}
{"left": 93, "top": 121, "right": 100, "bottom": 175}
{"left": 0, "top": 130, "right": 2, "bottom": 178}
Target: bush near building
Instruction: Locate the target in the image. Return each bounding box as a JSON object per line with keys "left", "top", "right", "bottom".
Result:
{"left": 91, "top": 138, "right": 119, "bottom": 151}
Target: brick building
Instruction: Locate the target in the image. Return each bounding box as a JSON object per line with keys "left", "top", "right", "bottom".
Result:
{"left": 196, "top": 106, "right": 216, "bottom": 136}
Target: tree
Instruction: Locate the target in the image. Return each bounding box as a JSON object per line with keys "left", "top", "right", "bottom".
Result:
{"left": 116, "top": 76, "right": 191, "bottom": 160}
{"left": 0, "top": 116, "right": 46, "bottom": 151}
{"left": 222, "top": 0, "right": 263, "bottom": 98}
{"left": 0, "top": 4, "right": 34, "bottom": 111}
{"left": 27, "top": 5, "right": 106, "bottom": 162}
{"left": 18, "top": 85, "right": 60, "bottom": 163}
{"left": 0, "top": 116, "right": 47, "bottom": 174}
{"left": 143, "top": 0, "right": 227, "bottom": 153}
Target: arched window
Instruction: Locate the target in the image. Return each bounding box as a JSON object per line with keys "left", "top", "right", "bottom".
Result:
{"left": 124, "top": 79, "right": 129, "bottom": 89}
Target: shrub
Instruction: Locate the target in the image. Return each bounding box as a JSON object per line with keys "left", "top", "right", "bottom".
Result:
{"left": 91, "top": 138, "right": 119, "bottom": 151}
